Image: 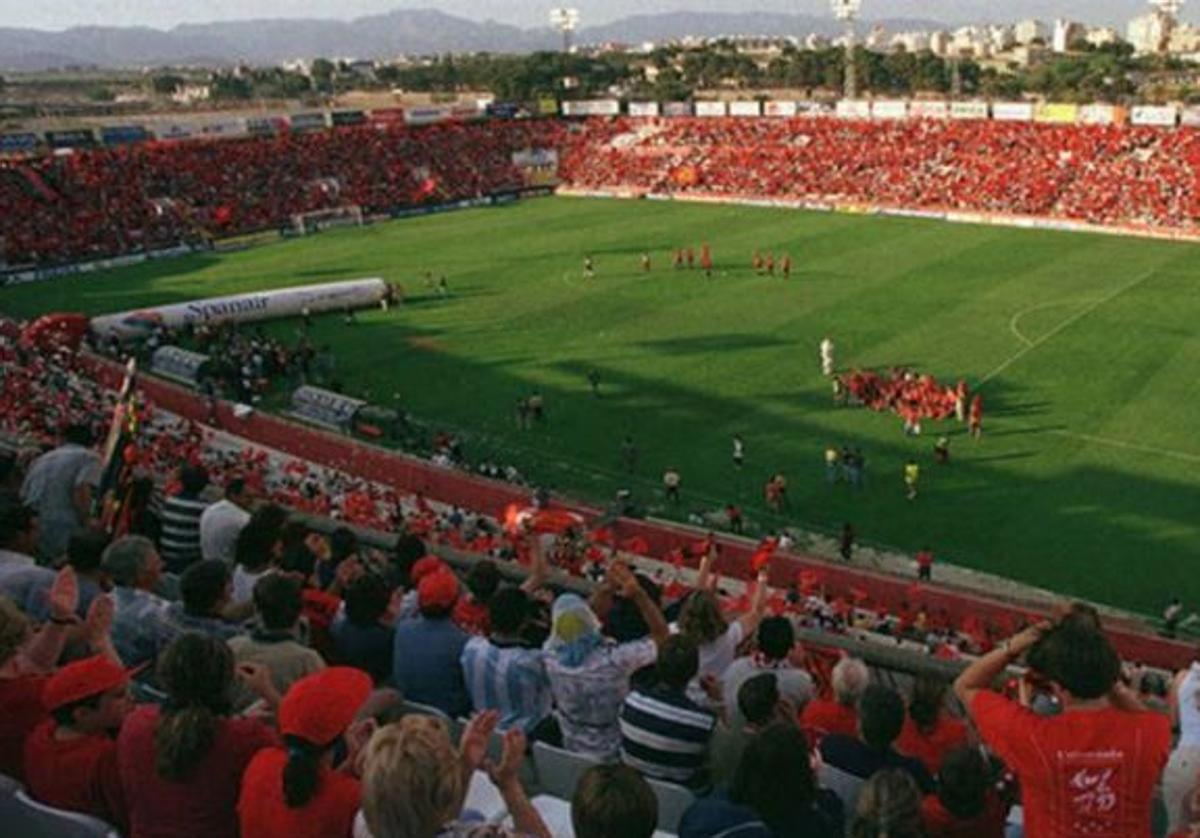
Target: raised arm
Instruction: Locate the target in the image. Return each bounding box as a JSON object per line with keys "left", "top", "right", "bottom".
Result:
{"left": 735, "top": 570, "right": 770, "bottom": 638}
{"left": 954, "top": 623, "right": 1046, "bottom": 708}
{"left": 610, "top": 561, "right": 669, "bottom": 647}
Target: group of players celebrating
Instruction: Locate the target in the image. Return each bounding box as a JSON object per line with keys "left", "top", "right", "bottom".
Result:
{"left": 583, "top": 244, "right": 799, "bottom": 282}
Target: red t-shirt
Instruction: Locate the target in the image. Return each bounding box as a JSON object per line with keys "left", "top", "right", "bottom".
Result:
{"left": 238, "top": 748, "right": 361, "bottom": 838}
{"left": 800, "top": 699, "right": 859, "bottom": 740}
{"left": 896, "top": 714, "right": 969, "bottom": 775}
{"left": 117, "top": 704, "right": 278, "bottom": 838}
{"left": 452, "top": 596, "right": 491, "bottom": 637}
{"left": 970, "top": 691, "right": 1171, "bottom": 838}
{"left": 0, "top": 674, "right": 49, "bottom": 781}
{"left": 921, "top": 791, "right": 1008, "bottom": 838}
{"left": 23, "top": 721, "right": 127, "bottom": 831}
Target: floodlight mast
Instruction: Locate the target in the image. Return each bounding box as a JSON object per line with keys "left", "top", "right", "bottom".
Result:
{"left": 831, "top": 0, "right": 862, "bottom": 99}
{"left": 550, "top": 8, "right": 580, "bottom": 54}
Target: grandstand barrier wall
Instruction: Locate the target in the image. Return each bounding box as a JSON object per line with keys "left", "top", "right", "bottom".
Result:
{"left": 78, "top": 353, "right": 1196, "bottom": 670}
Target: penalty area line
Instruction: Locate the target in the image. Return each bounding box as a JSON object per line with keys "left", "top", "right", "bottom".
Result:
{"left": 982, "top": 267, "right": 1159, "bottom": 386}
{"left": 1050, "top": 431, "right": 1200, "bottom": 465}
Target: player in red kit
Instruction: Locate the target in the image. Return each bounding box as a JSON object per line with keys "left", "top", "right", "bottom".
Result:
{"left": 700, "top": 242, "right": 713, "bottom": 278}
{"left": 781, "top": 253, "right": 792, "bottom": 279}
{"left": 969, "top": 394, "right": 983, "bottom": 439}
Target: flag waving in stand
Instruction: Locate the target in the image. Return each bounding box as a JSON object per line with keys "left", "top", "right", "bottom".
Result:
{"left": 93, "top": 357, "right": 142, "bottom": 536}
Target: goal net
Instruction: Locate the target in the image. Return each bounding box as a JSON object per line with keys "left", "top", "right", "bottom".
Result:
{"left": 290, "top": 205, "right": 365, "bottom": 237}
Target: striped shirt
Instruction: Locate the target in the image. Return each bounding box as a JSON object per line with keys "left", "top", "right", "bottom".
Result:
{"left": 460, "top": 636, "right": 551, "bottom": 733}
{"left": 158, "top": 494, "right": 209, "bottom": 571}
{"left": 620, "top": 684, "right": 716, "bottom": 787}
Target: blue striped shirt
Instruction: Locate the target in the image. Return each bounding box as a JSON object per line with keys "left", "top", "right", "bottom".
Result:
{"left": 620, "top": 684, "right": 716, "bottom": 787}
{"left": 460, "top": 636, "right": 551, "bottom": 733}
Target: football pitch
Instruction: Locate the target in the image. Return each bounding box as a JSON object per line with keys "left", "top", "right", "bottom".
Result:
{"left": 5, "top": 196, "right": 1200, "bottom": 615}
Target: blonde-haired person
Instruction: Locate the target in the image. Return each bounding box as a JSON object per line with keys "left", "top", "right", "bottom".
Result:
{"left": 850, "top": 768, "right": 926, "bottom": 838}
{"left": 356, "top": 709, "right": 549, "bottom": 838}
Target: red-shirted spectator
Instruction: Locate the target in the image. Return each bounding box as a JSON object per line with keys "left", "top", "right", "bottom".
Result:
{"left": 238, "top": 666, "right": 373, "bottom": 838}
{"left": 916, "top": 548, "right": 935, "bottom": 581}
{"left": 954, "top": 612, "right": 1171, "bottom": 838}
{"left": 117, "top": 633, "right": 280, "bottom": 838}
{"left": 23, "top": 655, "right": 134, "bottom": 830}
{"left": 896, "top": 674, "right": 968, "bottom": 775}
{"left": 921, "top": 745, "right": 1008, "bottom": 838}
{"left": 801, "top": 655, "right": 869, "bottom": 742}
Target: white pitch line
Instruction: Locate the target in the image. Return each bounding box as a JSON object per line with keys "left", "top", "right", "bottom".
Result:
{"left": 1050, "top": 431, "right": 1200, "bottom": 465}
{"left": 1007, "top": 299, "right": 1079, "bottom": 347}
{"left": 982, "top": 267, "right": 1159, "bottom": 385}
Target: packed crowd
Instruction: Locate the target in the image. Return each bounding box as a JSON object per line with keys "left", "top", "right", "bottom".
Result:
{"left": 0, "top": 322, "right": 1196, "bottom": 838}
{"left": 555, "top": 117, "right": 1200, "bottom": 231}
{"left": 0, "top": 119, "right": 565, "bottom": 267}
{"left": 5, "top": 115, "right": 1200, "bottom": 268}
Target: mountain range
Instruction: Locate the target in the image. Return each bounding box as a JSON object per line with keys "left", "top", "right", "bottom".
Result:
{"left": 1, "top": 8, "right": 947, "bottom": 71}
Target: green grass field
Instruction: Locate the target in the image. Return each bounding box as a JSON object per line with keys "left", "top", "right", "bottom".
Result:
{"left": 5, "top": 196, "right": 1200, "bottom": 615}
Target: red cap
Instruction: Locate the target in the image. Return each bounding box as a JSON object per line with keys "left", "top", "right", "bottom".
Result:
{"left": 42, "top": 655, "right": 135, "bottom": 711}
{"left": 279, "top": 667, "right": 372, "bottom": 745}
{"left": 410, "top": 555, "right": 446, "bottom": 584}
{"left": 418, "top": 569, "right": 459, "bottom": 611}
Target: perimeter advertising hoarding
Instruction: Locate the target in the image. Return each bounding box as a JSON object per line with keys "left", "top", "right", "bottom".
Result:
{"left": 562, "top": 100, "right": 620, "bottom": 116}
{"left": 729, "top": 101, "right": 761, "bottom": 117}
{"left": 152, "top": 123, "right": 196, "bottom": 140}
{"left": 1035, "top": 103, "right": 1079, "bottom": 124}
{"left": 1078, "top": 105, "right": 1117, "bottom": 125}
{"left": 949, "top": 101, "right": 989, "bottom": 120}
{"left": 871, "top": 100, "right": 908, "bottom": 120}
{"left": 628, "top": 102, "right": 660, "bottom": 117}
{"left": 663, "top": 102, "right": 693, "bottom": 117}
{"left": 288, "top": 113, "right": 328, "bottom": 132}
{"left": 909, "top": 101, "right": 948, "bottom": 119}
{"left": 835, "top": 100, "right": 871, "bottom": 119}
{"left": 1131, "top": 105, "right": 1177, "bottom": 126}
{"left": 150, "top": 346, "right": 210, "bottom": 387}
{"left": 694, "top": 101, "right": 728, "bottom": 117}
{"left": 100, "top": 125, "right": 150, "bottom": 146}
{"left": 45, "top": 129, "right": 96, "bottom": 149}
{"left": 764, "top": 101, "right": 797, "bottom": 117}
{"left": 288, "top": 386, "right": 366, "bottom": 432}
{"left": 90, "top": 278, "right": 389, "bottom": 340}
{"left": 1181, "top": 107, "right": 1200, "bottom": 127}
{"left": 992, "top": 102, "right": 1035, "bottom": 122}
{"left": 0, "top": 133, "right": 40, "bottom": 153}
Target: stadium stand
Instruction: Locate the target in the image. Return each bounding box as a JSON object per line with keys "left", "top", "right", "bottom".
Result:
{"left": 0, "top": 321, "right": 1195, "bottom": 837}
{"left": 4, "top": 115, "right": 1200, "bottom": 268}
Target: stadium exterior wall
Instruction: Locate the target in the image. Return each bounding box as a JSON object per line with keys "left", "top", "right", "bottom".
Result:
{"left": 78, "top": 353, "right": 1194, "bottom": 670}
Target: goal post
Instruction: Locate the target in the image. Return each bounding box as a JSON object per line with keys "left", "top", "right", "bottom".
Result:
{"left": 290, "top": 205, "right": 365, "bottom": 237}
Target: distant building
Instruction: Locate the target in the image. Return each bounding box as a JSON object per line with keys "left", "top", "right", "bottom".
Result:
{"left": 928, "top": 30, "right": 951, "bottom": 56}
{"left": 987, "top": 25, "right": 1016, "bottom": 52}
{"left": 891, "top": 31, "right": 930, "bottom": 53}
{"left": 804, "top": 33, "right": 831, "bottom": 50}
{"left": 171, "top": 84, "right": 211, "bottom": 104}
{"left": 1169, "top": 22, "right": 1200, "bottom": 53}
{"left": 1128, "top": 10, "right": 1173, "bottom": 53}
{"left": 1085, "top": 27, "right": 1123, "bottom": 48}
{"left": 1053, "top": 19, "right": 1086, "bottom": 52}
{"left": 1014, "top": 19, "right": 1047, "bottom": 45}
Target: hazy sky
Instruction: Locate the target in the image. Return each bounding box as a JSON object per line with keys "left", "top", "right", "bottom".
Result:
{"left": 0, "top": 0, "right": 1193, "bottom": 31}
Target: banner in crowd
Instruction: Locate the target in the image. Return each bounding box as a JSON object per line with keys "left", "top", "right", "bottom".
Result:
{"left": 368, "top": 107, "right": 406, "bottom": 126}
{"left": 1078, "top": 104, "right": 1118, "bottom": 125}
{"left": 151, "top": 123, "right": 196, "bottom": 140}
{"left": 288, "top": 112, "right": 328, "bottom": 132}
{"left": 764, "top": 101, "right": 797, "bottom": 117}
{"left": 100, "top": 125, "right": 150, "bottom": 146}
{"left": 561, "top": 100, "right": 620, "bottom": 117}
{"left": 1131, "top": 105, "right": 1178, "bottom": 126}
{"left": 909, "top": 101, "right": 949, "bottom": 119}
{"left": 628, "top": 102, "right": 660, "bottom": 117}
{"left": 871, "top": 100, "right": 908, "bottom": 120}
{"left": 950, "top": 101, "right": 990, "bottom": 120}
{"left": 1181, "top": 107, "right": 1200, "bottom": 127}
{"left": 835, "top": 100, "right": 871, "bottom": 119}
{"left": 0, "top": 132, "right": 40, "bottom": 154}
{"left": 288, "top": 386, "right": 367, "bottom": 432}
{"left": 992, "top": 102, "right": 1035, "bottom": 122}
{"left": 330, "top": 110, "right": 367, "bottom": 127}
{"left": 45, "top": 129, "right": 97, "bottom": 149}
{"left": 1035, "top": 103, "right": 1079, "bottom": 124}
{"left": 512, "top": 148, "right": 559, "bottom": 168}
{"left": 663, "top": 102, "right": 693, "bottom": 117}
{"left": 150, "top": 346, "right": 211, "bottom": 387}
{"left": 90, "top": 278, "right": 389, "bottom": 340}
{"left": 199, "top": 119, "right": 248, "bottom": 138}
{"left": 729, "top": 101, "right": 761, "bottom": 117}
{"left": 246, "top": 116, "right": 287, "bottom": 136}
{"left": 694, "top": 101, "right": 728, "bottom": 117}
